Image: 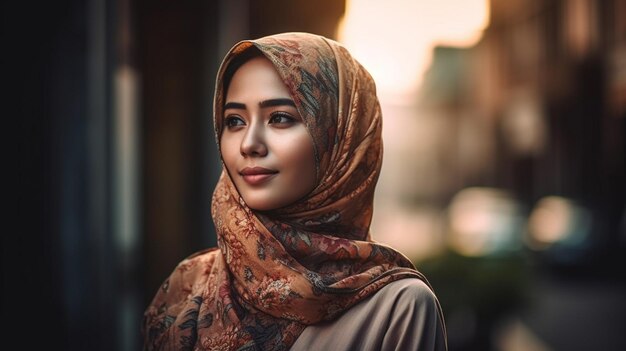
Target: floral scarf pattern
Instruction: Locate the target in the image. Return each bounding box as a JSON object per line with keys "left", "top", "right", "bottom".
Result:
{"left": 143, "top": 32, "right": 439, "bottom": 351}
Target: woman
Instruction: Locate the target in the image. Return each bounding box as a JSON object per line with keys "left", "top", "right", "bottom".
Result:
{"left": 143, "top": 32, "right": 447, "bottom": 351}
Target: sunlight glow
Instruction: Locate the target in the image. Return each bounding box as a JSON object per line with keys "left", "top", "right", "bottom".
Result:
{"left": 338, "top": 0, "right": 489, "bottom": 101}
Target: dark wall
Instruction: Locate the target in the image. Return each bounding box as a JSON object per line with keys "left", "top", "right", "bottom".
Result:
{"left": 135, "top": 0, "right": 221, "bottom": 312}
{"left": 10, "top": 0, "right": 116, "bottom": 349}
{"left": 248, "top": 0, "right": 345, "bottom": 39}
{"left": 7, "top": 0, "right": 346, "bottom": 349}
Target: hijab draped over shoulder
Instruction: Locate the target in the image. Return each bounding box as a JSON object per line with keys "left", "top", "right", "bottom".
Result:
{"left": 143, "top": 32, "right": 442, "bottom": 351}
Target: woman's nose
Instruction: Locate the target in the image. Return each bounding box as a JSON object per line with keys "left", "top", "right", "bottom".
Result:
{"left": 240, "top": 121, "right": 268, "bottom": 157}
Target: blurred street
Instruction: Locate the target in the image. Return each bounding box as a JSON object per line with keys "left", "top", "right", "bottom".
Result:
{"left": 514, "top": 276, "right": 626, "bottom": 351}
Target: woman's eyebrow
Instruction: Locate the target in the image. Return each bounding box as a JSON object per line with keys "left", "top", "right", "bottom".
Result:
{"left": 259, "top": 98, "right": 296, "bottom": 108}
{"left": 224, "top": 99, "right": 295, "bottom": 110}
{"left": 224, "top": 102, "right": 246, "bottom": 110}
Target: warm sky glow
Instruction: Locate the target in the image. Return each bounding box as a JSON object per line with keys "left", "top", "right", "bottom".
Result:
{"left": 338, "top": 0, "right": 489, "bottom": 101}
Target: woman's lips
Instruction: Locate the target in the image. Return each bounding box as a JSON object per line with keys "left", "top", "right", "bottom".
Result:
{"left": 239, "top": 167, "right": 278, "bottom": 185}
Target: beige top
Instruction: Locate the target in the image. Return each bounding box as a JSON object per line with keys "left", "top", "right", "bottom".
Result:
{"left": 291, "top": 278, "right": 447, "bottom": 351}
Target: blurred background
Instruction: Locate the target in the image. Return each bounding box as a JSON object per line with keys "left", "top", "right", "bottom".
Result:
{"left": 8, "top": 0, "right": 625, "bottom": 350}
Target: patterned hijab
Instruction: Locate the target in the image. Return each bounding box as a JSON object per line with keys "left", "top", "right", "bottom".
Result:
{"left": 143, "top": 32, "right": 439, "bottom": 350}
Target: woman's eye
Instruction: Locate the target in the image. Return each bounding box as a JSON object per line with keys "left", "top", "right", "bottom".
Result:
{"left": 269, "top": 112, "right": 295, "bottom": 125}
{"left": 224, "top": 116, "right": 245, "bottom": 128}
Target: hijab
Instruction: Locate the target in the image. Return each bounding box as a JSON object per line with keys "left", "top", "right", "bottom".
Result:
{"left": 143, "top": 32, "right": 442, "bottom": 351}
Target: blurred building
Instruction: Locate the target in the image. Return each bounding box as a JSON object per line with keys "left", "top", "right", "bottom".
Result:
{"left": 420, "top": 0, "right": 625, "bottom": 273}
{"left": 418, "top": 1, "right": 626, "bottom": 350}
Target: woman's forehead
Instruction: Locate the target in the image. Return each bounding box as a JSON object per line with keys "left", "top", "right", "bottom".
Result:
{"left": 225, "top": 56, "right": 293, "bottom": 103}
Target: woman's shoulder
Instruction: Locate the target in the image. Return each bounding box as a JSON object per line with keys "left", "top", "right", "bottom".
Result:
{"left": 142, "top": 248, "right": 221, "bottom": 348}
{"left": 143, "top": 248, "right": 220, "bottom": 321}
{"left": 348, "top": 278, "right": 441, "bottom": 328}
{"left": 292, "top": 278, "right": 447, "bottom": 351}
{"left": 374, "top": 277, "right": 438, "bottom": 306}
{"left": 162, "top": 248, "right": 220, "bottom": 291}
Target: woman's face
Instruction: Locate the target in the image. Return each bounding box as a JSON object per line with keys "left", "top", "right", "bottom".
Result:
{"left": 221, "top": 56, "right": 317, "bottom": 211}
